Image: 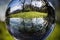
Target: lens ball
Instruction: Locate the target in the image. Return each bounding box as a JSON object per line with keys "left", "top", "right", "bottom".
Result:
{"left": 5, "top": 0, "right": 55, "bottom": 40}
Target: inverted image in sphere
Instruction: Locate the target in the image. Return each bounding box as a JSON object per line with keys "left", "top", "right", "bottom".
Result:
{"left": 5, "top": 0, "right": 55, "bottom": 40}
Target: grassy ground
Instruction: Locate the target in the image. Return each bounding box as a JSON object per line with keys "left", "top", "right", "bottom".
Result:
{"left": 46, "top": 22, "right": 60, "bottom": 40}
{"left": 0, "top": 21, "right": 60, "bottom": 40}
{"left": 9, "top": 11, "right": 47, "bottom": 18}
{"left": 0, "top": 21, "right": 14, "bottom": 40}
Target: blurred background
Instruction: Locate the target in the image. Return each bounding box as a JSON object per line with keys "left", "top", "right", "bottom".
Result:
{"left": 0, "top": 0, "right": 60, "bottom": 40}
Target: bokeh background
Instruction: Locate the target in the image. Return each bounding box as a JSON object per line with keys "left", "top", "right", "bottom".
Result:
{"left": 0, "top": 0, "right": 60, "bottom": 40}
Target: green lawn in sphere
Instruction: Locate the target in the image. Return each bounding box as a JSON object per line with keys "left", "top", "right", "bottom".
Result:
{"left": 9, "top": 11, "right": 47, "bottom": 18}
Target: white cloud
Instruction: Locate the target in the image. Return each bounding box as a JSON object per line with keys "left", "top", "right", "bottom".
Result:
{"left": 37, "top": 18, "right": 44, "bottom": 24}
{"left": 10, "top": 4, "right": 23, "bottom": 13}
{"left": 31, "top": 1, "right": 43, "bottom": 8}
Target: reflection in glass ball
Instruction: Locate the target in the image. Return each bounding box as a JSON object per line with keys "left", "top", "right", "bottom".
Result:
{"left": 5, "top": 0, "right": 55, "bottom": 40}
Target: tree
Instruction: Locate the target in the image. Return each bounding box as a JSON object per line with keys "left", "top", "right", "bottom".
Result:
{"left": 21, "top": 0, "right": 25, "bottom": 11}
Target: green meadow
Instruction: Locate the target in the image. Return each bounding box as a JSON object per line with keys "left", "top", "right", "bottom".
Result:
{"left": 46, "top": 22, "right": 60, "bottom": 40}
{"left": 9, "top": 11, "right": 47, "bottom": 18}
{"left": 0, "top": 21, "right": 14, "bottom": 40}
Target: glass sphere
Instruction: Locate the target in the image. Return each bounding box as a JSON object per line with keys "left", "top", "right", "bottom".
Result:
{"left": 5, "top": 0, "right": 55, "bottom": 40}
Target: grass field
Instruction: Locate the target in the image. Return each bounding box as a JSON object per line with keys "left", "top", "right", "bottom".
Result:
{"left": 9, "top": 11, "right": 47, "bottom": 18}
{"left": 46, "top": 22, "right": 60, "bottom": 40}
{"left": 0, "top": 21, "right": 14, "bottom": 40}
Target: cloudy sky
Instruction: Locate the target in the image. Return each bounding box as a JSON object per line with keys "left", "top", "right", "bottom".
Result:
{"left": 0, "top": 0, "right": 31, "bottom": 21}
{"left": 0, "top": 0, "right": 11, "bottom": 21}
